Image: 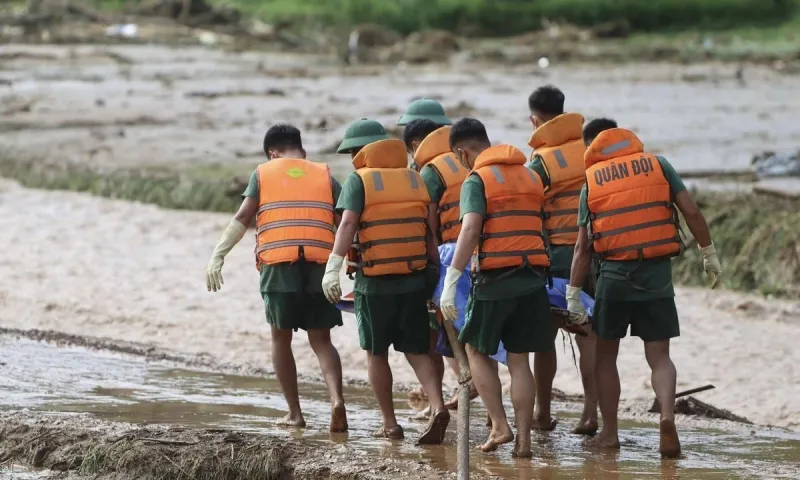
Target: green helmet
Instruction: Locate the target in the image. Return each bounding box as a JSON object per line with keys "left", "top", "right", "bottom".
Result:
{"left": 397, "top": 98, "right": 452, "bottom": 126}
{"left": 337, "top": 118, "right": 391, "bottom": 154}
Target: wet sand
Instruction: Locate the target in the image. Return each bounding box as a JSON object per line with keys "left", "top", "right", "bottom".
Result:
{"left": 0, "top": 179, "right": 798, "bottom": 431}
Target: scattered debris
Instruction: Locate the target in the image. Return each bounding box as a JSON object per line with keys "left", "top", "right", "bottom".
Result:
{"left": 752, "top": 150, "right": 800, "bottom": 178}
{"left": 184, "top": 88, "right": 286, "bottom": 99}
{"left": 649, "top": 385, "right": 716, "bottom": 413}
{"left": 675, "top": 397, "right": 753, "bottom": 424}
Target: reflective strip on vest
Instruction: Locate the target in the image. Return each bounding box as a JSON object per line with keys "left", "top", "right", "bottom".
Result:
{"left": 553, "top": 149, "right": 568, "bottom": 168}
{"left": 258, "top": 201, "right": 333, "bottom": 213}
{"left": 489, "top": 166, "right": 505, "bottom": 183}
{"left": 360, "top": 217, "right": 426, "bottom": 228}
{"left": 591, "top": 201, "right": 670, "bottom": 220}
{"left": 372, "top": 171, "right": 385, "bottom": 191}
{"left": 600, "top": 237, "right": 681, "bottom": 258}
{"left": 593, "top": 218, "right": 676, "bottom": 239}
{"left": 443, "top": 156, "right": 460, "bottom": 173}
{"left": 408, "top": 170, "right": 420, "bottom": 189}
{"left": 600, "top": 139, "right": 632, "bottom": 156}
{"left": 257, "top": 219, "right": 335, "bottom": 234}
{"left": 256, "top": 239, "right": 334, "bottom": 253}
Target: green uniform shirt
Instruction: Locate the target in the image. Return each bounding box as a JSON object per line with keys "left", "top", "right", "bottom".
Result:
{"left": 243, "top": 169, "right": 342, "bottom": 293}
{"left": 460, "top": 174, "right": 548, "bottom": 301}
{"left": 578, "top": 156, "right": 687, "bottom": 301}
{"left": 420, "top": 164, "right": 446, "bottom": 205}
{"left": 527, "top": 155, "right": 574, "bottom": 276}
{"left": 335, "top": 172, "right": 426, "bottom": 295}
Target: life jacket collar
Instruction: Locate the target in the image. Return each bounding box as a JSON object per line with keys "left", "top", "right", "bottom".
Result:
{"left": 413, "top": 126, "right": 451, "bottom": 169}
{"left": 473, "top": 144, "right": 527, "bottom": 170}
{"left": 584, "top": 128, "right": 645, "bottom": 168}
{"left": 528, "top": 112, "right": 584, "bottom": 149}
{"left": 352, "top": 139, "right": 408, "bottom": 170}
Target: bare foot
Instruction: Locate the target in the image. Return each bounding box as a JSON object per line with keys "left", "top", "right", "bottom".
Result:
{"left": 532, "top": 415, "right": 558, "bottom": 431}
{"left": 412, "top": 405, "right": 432, "bottom": 421}
{"left": 407, "top": 386, "right": 428, "bottom": 401}
{"left": 571, "top": 421, "right": 598, "bottom": 436}
{"left": 512, "top": 436, "right": 532, "bottom": 458}
{"left": 479, "top": 427, "right": 514, "bottom": 452}
{"left": 659, "top": 419, "right": 681, "bottom": 458}
{"left": 278, "top": 412, "right": 306, "bottom": 428}
{"left": 373, "top": 424, "right": 404, "bottom": 440}
{"left": 586, "top": 430, "right": 620, "bottom": 450}
{"left": 444, "top": 385, "right": 479, "bottom": 410}
{"left": 330, "top": 403, "right": 348, "bottom": 433}
{"left": 417, "top": 408, "right": 451, "bottom": 445}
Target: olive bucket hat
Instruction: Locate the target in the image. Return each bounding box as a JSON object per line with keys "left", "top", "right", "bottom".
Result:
{"left": 397, "top": 98, "right": 452, "bottom": 126}
{"left": 337, "top": 118, "right": 391, "bottom": 154}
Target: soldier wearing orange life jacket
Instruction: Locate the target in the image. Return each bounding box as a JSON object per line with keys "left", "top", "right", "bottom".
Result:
{"left": 439, "top": 118, "right": 554, "bottom": 459}
{"left": 205, "top": 124, "right": 348, "bottom": 433}
{"left": 566, "top": 118, "right": 722, "bottom": 458}
{"left": 526, "top": 85, "right": 598, "bottom": 436}
{"left": 321, "top": 119, "right": 450, "bottom": 445}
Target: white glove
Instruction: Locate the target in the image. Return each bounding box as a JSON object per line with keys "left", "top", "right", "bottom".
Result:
{"left": 322, "top": 253, "right": 344, "bottom": 304}
{"left": 565, "top": 285, "right": 586, "bottom": 315}
{"left": 699, "top": 243, "right": 722, "bottom": 289}
{"left": 439, "top": 267, "right": 463, "bottom": 322}
{"left": 206, "top": 219, "right": 247, "bottom": 292}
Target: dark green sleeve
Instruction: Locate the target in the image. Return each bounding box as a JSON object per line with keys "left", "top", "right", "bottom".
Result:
{"left": 459, "top": 174, "right": 486, "bottom": 220}
{"left": 335, "top": 172, "right": 365, "bottom": 215}
{"left": 526, "top": 155, "right": 551, "bottom": 190}
{"left": 657, "top": 156, "right": 687, "bottom": 195}
{"left": 330, "top": 177, "right": 343, "bottom": 206}
{"left": 420, "top": 165, "right": 446, "bottom": 205}
{"left": 242, "top": 170, "right": 259, "bottom": 198}
{"left": 578, "top": 184, "right": 589, "bottom": 227}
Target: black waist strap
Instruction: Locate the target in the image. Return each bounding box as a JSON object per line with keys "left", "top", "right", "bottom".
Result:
{"left": 599, "top": 236, "right": 681, "bottom": 258}
{"left": 485, "top": 210, "right": 542, "bottom": 220}
{"left": 257, "top": 238, "right": 333, "bottom": 253}
{"left": 358, "top": 236, "right": 426, "bottom": 250}
{"left": 257, "top": 219, "right": 334, "bottom": 235}
{"left": 360, "top": 217, "right": 425, "bottom": 228}
{"left": 481, "top": 230, "right": 544, "bottom": 240}
{"left": 593, "top": 218, "right": 676, "bottom": 239}
{"left": 591, "top": 201, "right": 671, "bottom": 220}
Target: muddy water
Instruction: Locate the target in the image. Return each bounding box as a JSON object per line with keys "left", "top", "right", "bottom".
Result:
{"left": 2, "top": 337, "right": 798, "bottom": 479}
{"left": 2, "top": 45, "right": 800, "bottom": 178}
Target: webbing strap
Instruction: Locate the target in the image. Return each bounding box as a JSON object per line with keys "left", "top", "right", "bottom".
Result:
{"left": 591, "top": 201, "right": 670, "bottom": 220}
{"left": 360, "top": 217, "right": 426, "bottom": 228}
{"left": 550, "top": 189, "right": 582, "bottom": 200}
{"left": 359, "top": 236, "right": 426, "bottom": 249}
{"left": 485, "top": 210, "right": 542, "bottom": 220}
{"left": 593, "top": 218, "right": 676, "bottom": 239}
{"left": 546, "top": 226, "right": 579, "bottom": 235}
{"left": 258, "top": 201, "right": 332, "bottom": 214}
{"left": 359, "top": 254, "right": 428, "bottom": 267}
{"left": 479, "top": 249, "right": 547, "bottom": 259}
{"left": 439, "top": 200, "right": 459, "bottom": 212}
{"left": 544, "top": 208, "right": 579, "bottom": 218}
{"left": 257, "top": 219, "right": 334, "bottom": 235}
{"left": 439, "top": 220, "right": 460, "bottom": 233}
{"left": 600, "top": 237, "right": 681, "bottom": 257}
{"left": 482, "top": 230, "right": 544, "bottom": 240}
{"left": 257, "top": 239, "right": 333, "bottom": 253}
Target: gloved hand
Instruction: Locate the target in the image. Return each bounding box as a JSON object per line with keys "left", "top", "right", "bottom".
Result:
{"left": 699, "top": 243, "right": 722, "bottom": 289}
{"left": 439, "top": 267, "right": 462, "bottom": 322}
{"left": 322, "top": 253, "right": 344, "bottom": 304}
{"left": 565, "top": 285, "right": 586, "bottom": 314}
{"left": 206, "top": 219, "right": 247, "bottom": 292}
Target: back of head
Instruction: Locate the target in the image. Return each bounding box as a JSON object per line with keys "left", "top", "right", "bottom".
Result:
{"left": 528, "top": 85, "right": 565, "bottom": 120}
{"left": 263, "top": 123, "right": 304, "bottom": 158}
{"left": 403, "top": 118, "right": 440, "bottom": 151}
{"left": 582, "top": 118, "right": 618, "bottom": 146}
{"left": 449, "top": 118, "right": 490, "bottom": 151}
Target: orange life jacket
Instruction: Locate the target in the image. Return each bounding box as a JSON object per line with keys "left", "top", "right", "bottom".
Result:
{"left": 255, "top": 158, "right": 335, "bottom": 268}
{"left": 472, "top": 145, "right": 550, "bottom": 272}
{"left": 529, "top": 113, "right": 586, "bottom": 246}
{"left": 353, "top": 139, "right": 430, "bottom": 276}
{"left": 412, "top": 126, "right": 469, "bottom": 243}
{"left": 584, "top": 128, "right": 683, "bottom": 261}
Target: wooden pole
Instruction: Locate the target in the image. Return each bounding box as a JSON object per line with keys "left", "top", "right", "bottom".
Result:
{"left": 440, "top": 314, "right": 470, "bottom": 480}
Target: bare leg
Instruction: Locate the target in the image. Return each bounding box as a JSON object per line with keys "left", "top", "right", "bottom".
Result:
{"left": 406, "top": 351, "right": 449, "bottom": 444}
{"left": 307, "top": 328, "right": 347, "bottom": 432}
{"left": 466, "top": 344, "right": 513, "bottom": 452}
{"left": 532, "top": 350, "right": 557, "bottom": 431}
{"left": 271, "top": 326, "right": 305, "bottom": 427}
{"left": 444, "top": 356, "right": 480, "bottom": 409}
{"left": 367, "top": 351, "right": 399, "bottom": 433}
{"left": 573, "top": 332, "right": 598, "bottom": 435}
{"left": 507, "top": 352, "right": 534, "bottom": 458}
{"left": 588, "top": 337, "right": 620, "bottom": 449}
{"left": 644, "top": 339, "right": 680, "bottom": 458}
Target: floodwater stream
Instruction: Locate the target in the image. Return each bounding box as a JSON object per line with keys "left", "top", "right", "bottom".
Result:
{"left": 1, "top": 336, "right": 799, "bottom": 479}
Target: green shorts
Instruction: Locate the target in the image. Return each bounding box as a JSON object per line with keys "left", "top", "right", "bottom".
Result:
{"left": 355, "top": 290, "right": 430, "bottom": 355}
{"left": 262, "top": 292, "right": 343, "bottom": 331}
{"left": 459, "top": 287, "right": 555, "bottom": 355}
{"left": 592, "top": 297, "right": 680, "bottom": 341}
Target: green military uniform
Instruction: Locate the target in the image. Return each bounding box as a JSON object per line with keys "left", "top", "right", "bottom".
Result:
{"left": 397, "top": 98, "right": 452, "bottom": 126}
{"left": 243, "top": 171, "right": 344, "bottom": 331}
{"left": 578, "top": 156, "right": 686, "bottom": 342}
{"left": 336, "top": 173, "right": 430, "bottom": 355}
{"left": 457, "top": 175, "right": 555, "bottom": 356}
{"left": 527, "top": 156, "right": 576, "bottom": 279}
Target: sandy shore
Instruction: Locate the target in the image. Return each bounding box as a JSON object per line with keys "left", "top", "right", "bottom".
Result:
{"left": 0, "top": 178, "right": 797, "bottom": 430}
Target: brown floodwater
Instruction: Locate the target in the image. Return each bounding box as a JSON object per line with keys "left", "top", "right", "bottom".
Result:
{"left": 1, "top": 336, "right": 799, "bottom": 479}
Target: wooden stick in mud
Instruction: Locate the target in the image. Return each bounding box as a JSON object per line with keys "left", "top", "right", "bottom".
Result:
{"left": 439, "top": 312, "right": 470, "bottom": 480}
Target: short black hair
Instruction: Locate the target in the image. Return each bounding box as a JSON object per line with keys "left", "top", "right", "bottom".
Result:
{"left": 402, "top": 119, "right": 440, "bottom": 150}
{"left": 582, "top": 118, "right": 618, "bottom": 145}
{"left": 263, "top": 123, "right": 303, "bottom": 155}
{"left": 528, "top": 85, "right": 565, "bottom": 116}
{"left": 449, "top": 118, "right": 490, "bottom": 150}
